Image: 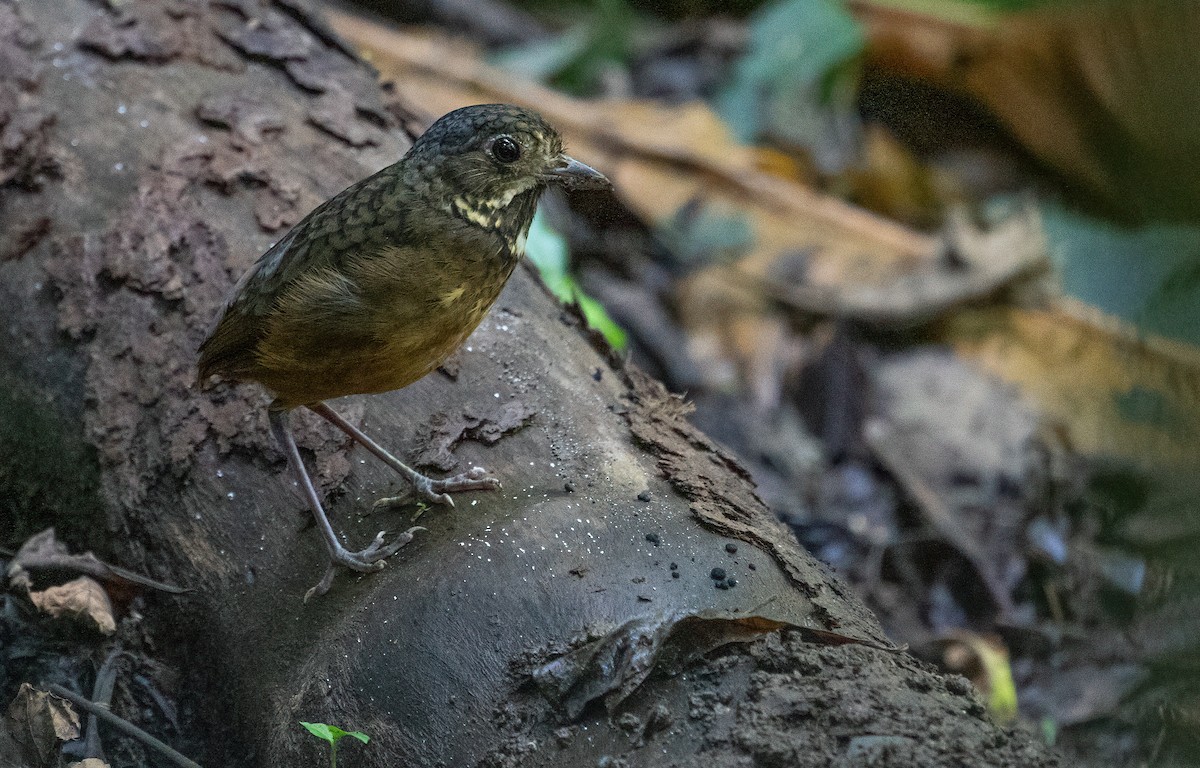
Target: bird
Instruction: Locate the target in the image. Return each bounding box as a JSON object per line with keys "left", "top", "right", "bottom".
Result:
{"left": 197, "top": 103, "right": 610, "bottom": 599}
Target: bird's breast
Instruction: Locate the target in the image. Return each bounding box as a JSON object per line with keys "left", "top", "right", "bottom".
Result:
{"left": 355, "top": 243, "right": 516, "bottom": 380}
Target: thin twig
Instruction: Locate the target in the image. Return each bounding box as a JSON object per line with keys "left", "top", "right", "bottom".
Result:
{"left": 84, "top": 648, "right": 126, "bottom": 759}
{"left": 8, "top": 528, "right": 187, "bottom": 594}
{"left": 47, "top": 684, "right": 203, "bottom": 768}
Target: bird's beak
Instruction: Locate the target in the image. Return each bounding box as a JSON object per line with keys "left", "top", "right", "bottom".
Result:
{"left": 545, "top": 154, "right": 611, "bottom": 191}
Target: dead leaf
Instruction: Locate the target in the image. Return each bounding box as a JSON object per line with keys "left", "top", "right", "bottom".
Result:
{"left": 845, "top": 124, "right": 942, "bottom": 227}
{"left": 854, "top": 0, "right": 1200, "bottom": 222}
{"left": 866, "top": 348, "right": 1044, "bottom": 614}
{"left": 29, "top": 576, "right": 117, "bottom": 636}
{"left": 6, "top": 683, "right": 81, "bottom": 766}
{"left": 532, "top": 609, "right": 899, "bottom": 720}
{"left": 942, "top": 301, "right": 1200, "bottom": 468}
{"left": 68, "top": 760, "right": 111, "bottom": 768}
{"left": 747, "top": 207, "right": 1050, "bottom": 328}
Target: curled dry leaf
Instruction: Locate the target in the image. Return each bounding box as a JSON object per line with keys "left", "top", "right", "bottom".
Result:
{"left": 532, "top": 609, "right": 900, "bottom": 720}
{"left": 29, "top": 576, "right": 117, "bottom": 636}
{"left": 6, "top": 682, "right": 81, "bottom": 766}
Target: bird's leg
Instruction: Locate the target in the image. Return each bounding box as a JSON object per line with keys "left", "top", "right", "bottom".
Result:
{"left": 268, "top": 404, "right": 422, "bottom": 600}
{"left": 307, "top": 402, "right": 501, "bottom": 508}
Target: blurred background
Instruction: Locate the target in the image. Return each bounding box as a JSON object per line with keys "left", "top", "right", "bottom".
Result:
{"left": 336, "top": 0, "right": 1199, "bottom": 764}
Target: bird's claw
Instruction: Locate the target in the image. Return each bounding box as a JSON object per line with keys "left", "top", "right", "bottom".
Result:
{"left": 304, "top": 565, "right": 337, "bottom": 603}
{"left": 306, "top": 466, "right": 500, "bottom": 599}
{"left": 303, "top": 526, "right": 425, "bottom": 601}
{"left": 377, "top": 467, "right": 501, "bottom": 510}
{"left": 372, "top": 492, "right": 412, "bottom": 512}
{"left": 425, "top": 466, "right": 502, "bottom": 500}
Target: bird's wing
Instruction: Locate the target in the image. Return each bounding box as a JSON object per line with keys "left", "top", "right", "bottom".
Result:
{"left": 196, "top": 167, "right": 407, "bottom": 380}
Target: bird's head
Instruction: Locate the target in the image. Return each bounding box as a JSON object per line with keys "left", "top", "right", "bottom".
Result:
{"left": 405, "top": 104, "right": 609, "bottom": 239}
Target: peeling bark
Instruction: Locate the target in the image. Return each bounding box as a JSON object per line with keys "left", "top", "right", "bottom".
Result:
{"left": 0, "top": 1, "right": 1060, "bottom": 766}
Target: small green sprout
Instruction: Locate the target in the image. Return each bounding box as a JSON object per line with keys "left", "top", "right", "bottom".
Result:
{"left": 299, "top": 721, "right": 369, "bottom": 768}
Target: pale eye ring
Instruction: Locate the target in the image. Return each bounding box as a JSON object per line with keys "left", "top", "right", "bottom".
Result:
{"left": 491, "top": 136, "right": 521, "bottom": 164}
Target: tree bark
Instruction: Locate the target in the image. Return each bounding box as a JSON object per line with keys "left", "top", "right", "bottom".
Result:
{"left": 0, "top": 1, "right": 1060, "bottom": 766}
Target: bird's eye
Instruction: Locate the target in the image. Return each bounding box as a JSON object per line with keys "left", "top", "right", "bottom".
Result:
{"left": 491, "top": 136, "right": 521, "bottom": 164}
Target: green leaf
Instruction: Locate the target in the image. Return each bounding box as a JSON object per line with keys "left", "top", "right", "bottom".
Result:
{"left": 300, "top": 722, "right": 335, "bottom": 746}
{"left": 1038, "top": 202, "right": 1200, "bottom": 346}
{"left": 526, "top": 208, "right": 628, "bottom": 350}
{"left": 718, "top": 0, "right": 864, "bottom": 170}
{"left": 576, "top": 292, "right": 628, "bottom": 350}
{"left": 657, "top": 201, "right": 754, "bottom": 268}
{"left": 492, "top": 0, "right": 636, "bottom": 95}
{"left": 492, "top": 27, "right": 592, "bottom": 83}
{"left": 299, "top": 722, "right": 369, "bottom": 747}
{"left": 525, "top": 208, "right": 571, "bottom": 297}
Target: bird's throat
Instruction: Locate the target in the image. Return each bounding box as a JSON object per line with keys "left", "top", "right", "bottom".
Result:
{"left": 450, "top": 184, "right": 541, "bottom": 259}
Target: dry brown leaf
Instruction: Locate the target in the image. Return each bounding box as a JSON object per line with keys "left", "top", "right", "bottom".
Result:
{"left": 532, "top": 609, "right": 900, "bottom": 720}
{"left": 29, "top": 576, "right": 117, "bottom": 635}
{"left": 330, "top": 11, "right": 1200, "bottom": 468}
{"left": 854, "top": 0, "right": 1200, "bottom": 222}
{"left": 6, "top": 683, "right": 81, "bottom": 766}
{"left": 942, "top": 301, "right": 1200, "bottom": 467}
{"left": 866, "top": 368, "right": 1035, "bottom": 616}
{"left": 846, "top": 124, "right": 941, "bottom": 227}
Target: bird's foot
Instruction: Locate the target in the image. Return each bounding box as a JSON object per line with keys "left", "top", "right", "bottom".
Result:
{"left": 371, "top": 466, "right": 502, "bottom": 511}
{"left": 304, "top": 526, "right": 424, "bottom": 602}
{"left": 422, "top": 466, "right": 503, "bottom": 505}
